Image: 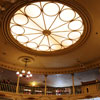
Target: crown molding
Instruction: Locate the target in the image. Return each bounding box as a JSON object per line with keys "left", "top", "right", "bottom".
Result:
{"left": 0, "top": 58, "right": 100, "bottom": 74}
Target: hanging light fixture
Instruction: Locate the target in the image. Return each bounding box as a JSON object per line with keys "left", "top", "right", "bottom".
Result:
{"left": 16, "top": 58, "right": 32, "bottom": 78}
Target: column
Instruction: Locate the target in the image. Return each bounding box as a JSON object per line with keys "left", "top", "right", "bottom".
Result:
{"left": 16, "top": 76, "right": 20, "bottom": 93}
{"left": 72, "top": 73, "right": 75, "bottom": 95}
{"left": 96, "top": 79, "right": 99, "bottom": 91}
{"left": 44, "top": 74, "right": 47, "bottom": 96}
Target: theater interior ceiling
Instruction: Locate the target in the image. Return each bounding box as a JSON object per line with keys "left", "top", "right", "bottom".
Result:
{"left": 0, "top": 0, "right": 100, "bottom": 87}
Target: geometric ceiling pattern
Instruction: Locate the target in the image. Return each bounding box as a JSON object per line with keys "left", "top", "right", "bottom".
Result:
{"left": 0, "top": 0, "right": 100, "bottom": 88}
{"left": 10, "top": 1, "right": 84, "bottom": 52}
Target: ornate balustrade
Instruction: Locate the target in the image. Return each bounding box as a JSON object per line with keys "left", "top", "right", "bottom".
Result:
{"left": 0, "top": 83, "right": 100, "bottom": 100}
{"left": 0, "top": 82, "right": 100, "bottom": 96}
{"left": 0, "top": 82, "right": 73, "bottom": 95}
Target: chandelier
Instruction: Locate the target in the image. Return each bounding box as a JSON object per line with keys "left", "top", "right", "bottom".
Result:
{"left": 16, "top": 58, "right": 32, "bottom": 78}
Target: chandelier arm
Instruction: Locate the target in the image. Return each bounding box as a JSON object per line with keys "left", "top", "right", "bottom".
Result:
{"left": 25, "top": 59, "right": 28, "bottom": 67}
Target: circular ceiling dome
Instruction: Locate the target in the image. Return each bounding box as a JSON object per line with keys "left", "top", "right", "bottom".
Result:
{"left": 3, "top": 0, "right": 91, "bottom": 56}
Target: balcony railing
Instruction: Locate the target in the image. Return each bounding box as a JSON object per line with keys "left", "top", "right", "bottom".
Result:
{"left": 0, "top": 82, "right": 82, "bottom": 95}
{"left": 0, "top": 82, "right": 100, "bottom": 95}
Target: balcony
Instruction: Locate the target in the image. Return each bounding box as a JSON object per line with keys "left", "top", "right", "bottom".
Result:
{"left": 0, "top": 81, "right": 100, "bottom": 100}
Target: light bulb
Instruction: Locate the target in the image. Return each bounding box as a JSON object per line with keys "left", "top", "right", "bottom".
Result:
{"left": 16, "top": 71, "right": 19, "bottom": 75}
{"left": 27, "top": 71, "right": 31, "bottom": 74}
{"left": 22, "top": 70, "right": 25, "bottom": 74}
{"left": 26, "top": 75, "right": 29, "bottom": 78}
{"left": 19, "top": 74, "right": 22, "bottom": 77}
{"left": 30, "top": 74, "right": 32, "bottom": 77}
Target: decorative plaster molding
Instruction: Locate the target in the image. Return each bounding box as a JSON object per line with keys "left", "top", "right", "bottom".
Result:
{"left": 0, "top": 58, "right": 100, "bottom": 74}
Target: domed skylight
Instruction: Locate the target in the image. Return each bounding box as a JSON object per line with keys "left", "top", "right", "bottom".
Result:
{"left": 10, "top": 1, "right": 84, "bottom": 51}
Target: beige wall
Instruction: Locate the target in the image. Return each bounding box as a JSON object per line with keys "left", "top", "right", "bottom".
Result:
{"left": 81, "top": 84, "right": 98, "bottom": 94}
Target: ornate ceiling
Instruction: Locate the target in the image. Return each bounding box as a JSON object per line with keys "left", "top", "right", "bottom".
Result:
{"left": 0, "top": 0, "right": 100, "bottom": 74}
